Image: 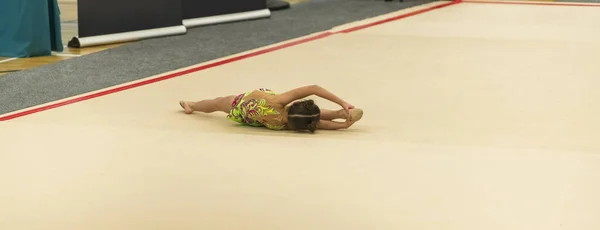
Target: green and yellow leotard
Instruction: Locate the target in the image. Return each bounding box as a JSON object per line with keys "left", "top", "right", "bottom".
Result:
{"left": 227, "top": 88, "right": 287, "bottom": 130}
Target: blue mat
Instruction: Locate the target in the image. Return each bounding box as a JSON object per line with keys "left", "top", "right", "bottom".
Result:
{"left": 0, "top": 0, "right": 64, "bottom": 57}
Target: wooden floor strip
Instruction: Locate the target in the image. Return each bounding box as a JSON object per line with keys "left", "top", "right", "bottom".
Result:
{"left": 0, "top": 57, "right": 18, "bottom": 64}
{"left": 0, "top": 56, "right": 73, "bottom": 72}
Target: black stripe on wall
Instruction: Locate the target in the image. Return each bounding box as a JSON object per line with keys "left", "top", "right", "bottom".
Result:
{"left": 78, "top": 0, "right": 183, "bottom": 37}
{"left": 182, "top": 0, "right": 267, "bottom": 19}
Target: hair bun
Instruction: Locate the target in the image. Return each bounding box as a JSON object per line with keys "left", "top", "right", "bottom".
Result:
{"left": 287, "top": 99, "right": 320, "bottom": 133}
{"left": 307, "top": 120, "right": 318, "bottom": 133}
{"left": 303, "top": 100, "right": 315, "bottom": 109}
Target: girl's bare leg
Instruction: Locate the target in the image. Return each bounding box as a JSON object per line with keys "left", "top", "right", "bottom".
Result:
{"left": 317, "top": 109, "right": 363, "bottom": 130}
{"left": 180, "top": 95, "right": 236, "bottom": 114}
{"left": 320, "top": 108, "right": 363, "bottom": 121}
{"left": 320, "top": 109, "right": 347, "bottom": 121}
{"left": 317, "top": 120, "right": 350, "bottom": 130}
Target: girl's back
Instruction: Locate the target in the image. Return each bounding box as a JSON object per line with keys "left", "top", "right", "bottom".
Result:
{"left": 227, "top": 89, "right": 287, "bottom": 130}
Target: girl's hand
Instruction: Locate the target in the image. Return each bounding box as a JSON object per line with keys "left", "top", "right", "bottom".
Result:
{"left": 341, "top": 102, "right": 355, "bottom": 113}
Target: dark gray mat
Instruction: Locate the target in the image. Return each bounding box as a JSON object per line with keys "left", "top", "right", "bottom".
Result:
{"left": 0, "top": 0, "right": 435, "bottom": 115}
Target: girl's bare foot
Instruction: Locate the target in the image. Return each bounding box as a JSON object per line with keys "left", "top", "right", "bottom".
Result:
{"left": 179, "top": 101, "right": 193, "bottom": 114}
{"left": 348, "top": 109, "right": 363, "bottom": 122}
{"left": 340, "top": 109, "right": 363, "bottom": 129}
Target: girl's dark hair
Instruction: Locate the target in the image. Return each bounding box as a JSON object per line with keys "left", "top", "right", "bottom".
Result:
{"left": 287, "top": 100, "right": 321, "bottom": 133}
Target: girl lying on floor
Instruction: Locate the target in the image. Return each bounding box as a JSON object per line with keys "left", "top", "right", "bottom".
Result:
{"left": 179, "top": 85, "right": 363, "bottom": 133}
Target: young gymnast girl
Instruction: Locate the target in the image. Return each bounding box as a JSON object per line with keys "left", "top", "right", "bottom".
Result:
{"left": 179, "top": 85, "right": 363, "bottom": 132}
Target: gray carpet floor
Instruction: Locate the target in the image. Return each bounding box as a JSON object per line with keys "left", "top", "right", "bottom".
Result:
{"left": 0, "top": 0, "right": 436, "bottom": 115}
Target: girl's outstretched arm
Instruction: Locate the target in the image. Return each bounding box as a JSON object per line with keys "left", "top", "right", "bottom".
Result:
{"left": 275, "top": 85, "right": 350, "bottom": 109}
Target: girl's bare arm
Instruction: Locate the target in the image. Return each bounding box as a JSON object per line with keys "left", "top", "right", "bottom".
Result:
{"left": 275, "top": 85, "right": 347, "bottom": 106}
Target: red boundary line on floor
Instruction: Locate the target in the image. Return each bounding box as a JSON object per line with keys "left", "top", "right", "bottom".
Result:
{"left": 338, "top": 0, "right": 460, "bottom": 33}
{"left": 464, "top": 0, "right": 600, "bottom": 7}
{"left": 0, "top": 0, "right": 461, "bottom": 122}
